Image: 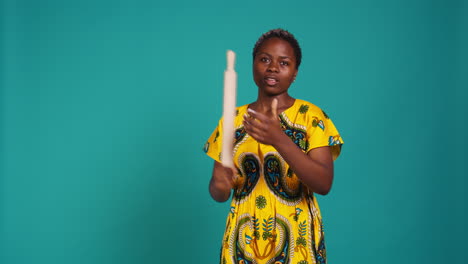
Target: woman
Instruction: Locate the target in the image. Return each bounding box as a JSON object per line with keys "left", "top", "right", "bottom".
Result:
{"left": 203, "top": 29, "right": 343, "bottom": 264}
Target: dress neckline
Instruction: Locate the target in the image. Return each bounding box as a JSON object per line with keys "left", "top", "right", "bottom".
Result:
{"left": 246, "top": 98, "right": 297, "bottom": 115}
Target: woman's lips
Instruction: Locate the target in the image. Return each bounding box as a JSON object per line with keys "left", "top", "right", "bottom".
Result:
{"left": 265, "top": 77, "right": 278, "bottom": 86}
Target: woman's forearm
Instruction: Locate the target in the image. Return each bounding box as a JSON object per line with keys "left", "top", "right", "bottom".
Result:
{"left": 273, "top": 135, "right": 334, "bottom": 195}
{"left": 209, "top": 161, "right": 234, "bottom": 202}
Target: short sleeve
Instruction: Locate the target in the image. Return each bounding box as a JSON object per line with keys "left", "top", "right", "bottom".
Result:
{"left": 305, "top": 109, "right": 344, "bottom": 161}
{"left": 203, "top": 117, "right": 223, "bottom": 163}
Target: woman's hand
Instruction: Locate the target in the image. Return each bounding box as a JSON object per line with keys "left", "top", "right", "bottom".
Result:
{"left": 209, "top": 161, "right": 237, "bottom": 202}
{"left": 243, "top": 99, "right": 334, "bottom": 195}
{"left": 243, "top": 99, "right": 286, "bottom": 146}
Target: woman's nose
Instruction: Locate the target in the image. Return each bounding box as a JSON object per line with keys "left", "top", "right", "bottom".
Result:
{"left": 267, "top": 61, "right": 279, "bottom": 72}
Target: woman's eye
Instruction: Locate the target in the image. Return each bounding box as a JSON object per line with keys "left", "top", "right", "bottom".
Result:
{"left": 280, "top": 61, "right": 289, "bottom": 66}
{"left": 260, "top": 57, "right": 270, "bottom": 63}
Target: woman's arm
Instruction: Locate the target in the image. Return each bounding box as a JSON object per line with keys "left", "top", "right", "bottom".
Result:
{"left": 243, "top": 103, "right": 334, "bottom": 195}
{"left": 273, "top": 139, "right": 333, "bottom": 195}
{"left": 209, "top": 161, "right": 235, "bottom": 202}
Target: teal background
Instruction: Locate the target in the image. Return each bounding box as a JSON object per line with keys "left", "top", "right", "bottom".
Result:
{"left": 1, "top": 0, "right": 467, "bottom": 263}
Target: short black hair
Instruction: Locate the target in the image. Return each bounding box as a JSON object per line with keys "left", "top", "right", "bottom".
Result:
{"left": 252, "top": 28, "right": 302, "bottom": 69}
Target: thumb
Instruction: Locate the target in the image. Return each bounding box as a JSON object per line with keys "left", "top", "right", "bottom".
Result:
{"left": 271, "top": 98, "right": 278, "bottom": 118}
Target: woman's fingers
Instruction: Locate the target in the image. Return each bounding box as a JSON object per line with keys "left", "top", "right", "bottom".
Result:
{"left": 243, "top": 115, "right": 264, "bottom": 135}
{"left": 221, "top": 165, "right": 237, "bottom": 187}
{"left": 243, "top": 118, "right": 267, "bottom": 143}
{"left": 272, "top": 98, "right": 278, "bottom": 118}
{"left": 243, "top": 102, "right": 281, "bottom": 145}
{"left": 246, "top": 108, "right": 270, "bottom": 122}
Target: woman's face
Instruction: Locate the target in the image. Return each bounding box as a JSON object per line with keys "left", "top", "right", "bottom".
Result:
{"left": 253, "top": 37, "right": 298, "bottom": 97}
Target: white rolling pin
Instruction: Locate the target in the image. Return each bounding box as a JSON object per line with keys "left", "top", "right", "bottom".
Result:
{"left": 221, "top": 50, "right": 237, "bottom": 169}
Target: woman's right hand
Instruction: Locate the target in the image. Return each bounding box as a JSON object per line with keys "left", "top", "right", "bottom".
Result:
{"left": 209, "top": 161, "right": 237, "bottom": 202}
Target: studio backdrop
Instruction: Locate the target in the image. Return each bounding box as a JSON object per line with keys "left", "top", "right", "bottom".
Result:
{"left": 1, "top": 0, "right": 467, "bottom": 263}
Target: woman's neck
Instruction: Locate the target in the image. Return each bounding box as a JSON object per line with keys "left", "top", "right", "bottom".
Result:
{"left": 251, "top": 94, "right": 295, "bottom": 114}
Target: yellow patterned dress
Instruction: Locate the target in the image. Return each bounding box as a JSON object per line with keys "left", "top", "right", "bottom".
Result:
{"left": 204, "top": 99, "right": 344, "bottom": 264}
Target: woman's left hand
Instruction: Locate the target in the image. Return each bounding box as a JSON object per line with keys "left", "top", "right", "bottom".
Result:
{"left": 243, "top": 99, "right": 286, "bottom": 146}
